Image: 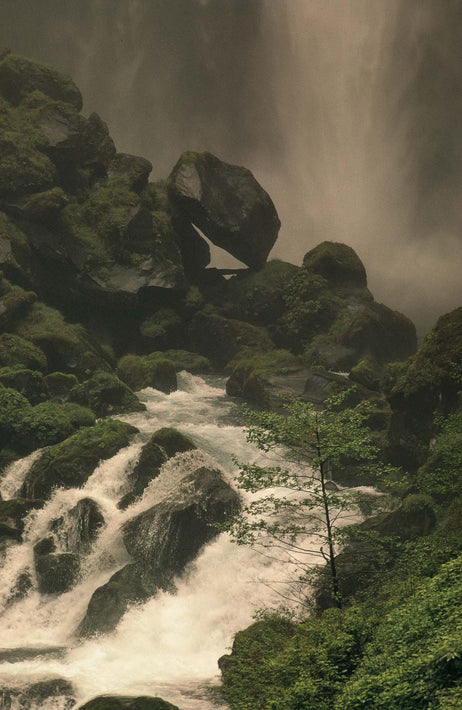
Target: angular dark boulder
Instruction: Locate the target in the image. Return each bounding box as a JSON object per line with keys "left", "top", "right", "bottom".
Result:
{"left": 51, "top": 497, "right": 105, "bottom": 553}
{"left": 167, "top": 151, "right": 280, "bottom": 268}
{"left": 77, "top": 563, "right": 150, "bottom": 637}
{"left": 108, "top": 153, "right": 153, "bottom": 192}
{"left": 118, "top": 439, "right": 167, "bottom": 510}
{"left": 122, "top": 465, "right": 240, "bottom": 586}
{"left": 33, "top": 537, "right": 80, "bottom": 595}
{"left": 149, "top": 428, "right": 197, "bottom": 459}
{"left": 0, "top": 498, "right": 44, "bottom": 541}
{"left": 303, "top": 241, "right": 368, "bottom": 292}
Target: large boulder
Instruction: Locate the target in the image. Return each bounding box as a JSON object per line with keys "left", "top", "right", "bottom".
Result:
{"left": 19, "top": 419, "right": 138, "bottom": 499}
{"left": 51, "top": 497, "right": 105, "bottom": 553}
{"left": 69, "top": 371, "right": 146, "bottom": 418}
{"left": 108, "top": 152, "right": 153, "bottom": 192}
{"left": 33, "top": 536, "right": 80, "bottom": 595}
{"left": 303, "top": 241, "right": 368, "bottom": 292}
{"left": 122, "top": 464, "right": 240, "bottom": 587}
{"left": 167, "top": 151, "right": 280, "bottom": 268}
{"left": 0, "top": 54, "right": 82, "bottom": 109}
{"left": 117, "top": 353, "right": 177, "bottom": 393}
{"left": 0, "top": 678, "right": 75, "bottom": 710}
{"left": 118, "top": 438, "right": 167, "bottom": 510}
{"left": 189, "top": 310, "right": 274, "bottom": 369}
{"left": 0, "top": 498, "right": 44, "bottom": 542}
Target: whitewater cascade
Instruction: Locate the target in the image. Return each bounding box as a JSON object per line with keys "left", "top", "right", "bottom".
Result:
{"left": 0, "top": 373, "right": 369, "bottom": 709}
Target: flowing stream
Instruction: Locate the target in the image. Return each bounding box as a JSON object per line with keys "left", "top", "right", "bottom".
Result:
{"left": 0, "top": 373, "right": 369, "bottom": 709}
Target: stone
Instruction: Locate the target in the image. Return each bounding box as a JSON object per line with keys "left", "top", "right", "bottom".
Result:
{"left": 33, "top": 537, "right": 80, "bottom": 595}
{"left": 303, "top": 241, "right": 368, "bottom": 291}
{"left": 118, "top": 439, "right": 167, "bottom": 510}
{"left": 0, "top": 678, "right": 75, "bottom": 710}
{"left": 69, "top": 371, "right": 146, "bottom": 418}
{"left": 20, "top": 419, "right": 138, "bottom": 500}
{"left": 51, "top": 497, "right": 105, "bottom": 553}
{"left": 149, "top": 428, "right": 197, "bottom": 458}
{"left": 78, "top": 695, "right": 180, "bottom": 710}
{"left": 0, "top": 333, "right": 47, "bottom": 370}
{"left": 122, "top": 465, "right": 241, "bottom": 586}
{"left": 167, "top": 151, "right": 280, "bottom": 268}
{"left": 108, "top": 153, "right": 153, "bottom": 191}
{"left": 117, "top": 354, "right": 177, "bottom": 393}
{"left": 0, "top": 54, "right": 82, "bottom": 109}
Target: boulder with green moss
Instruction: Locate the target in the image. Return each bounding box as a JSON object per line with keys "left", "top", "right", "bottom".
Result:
{"left": 13, "top": 302, "right": 110, "bottom": 377}
{"left": 226, "top": 348, "right": 305, "bottom": 406}
{"left": 117, "top": 354, "right": 177, "bottom": 393}
{"left": 44, "top": 372, "right": 78, "bottom": 401}
{"left": 0, "top": 278, "right": 37, "bottom": 330}
{"left": 19, "top": 419, "right": 138, "bottom": 499}
{"left": 107, "top": 152, "right": 152, "bottom": 192}
{"left": 0, "top": 333, "right": 47, "bottom": 370}
{"left": 139, "top": 308, "right": 185, "bottom": 350}
{"left": 189, "top": 310, "right": 274, "bottom": 369}
{"left": 149, "top": 427, "right": 197, "bottom": 458}
{"left": 78, "top": 697, "right": 180, "bottom": 710}
{"left": 0, "top": 54, "right": 82, "bottom": 109}
{"left": 224, "top": 259, "right": 299, "bottom": 325}
{"left": 69, "top": 371, "right": 145, "bottom": 418}
{"left": 0, "top": 367, "right": 48, "bottom": 404}
{"left": 303, "top": 241, "right": 368, "bottom": 293}
{"left": 167, "top": 150, "right": 280, "bottom": 268}
{"left": 162, "top": 349, "right": 211, "bottom": 373}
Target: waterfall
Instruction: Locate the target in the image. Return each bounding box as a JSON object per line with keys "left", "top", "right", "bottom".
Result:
{"left": 0, "top": 373, "right": 371, "bottom": 709}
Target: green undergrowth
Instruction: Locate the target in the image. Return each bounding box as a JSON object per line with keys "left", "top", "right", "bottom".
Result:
{"left": 220, "top": 526, "right": 462, "bottom": 710}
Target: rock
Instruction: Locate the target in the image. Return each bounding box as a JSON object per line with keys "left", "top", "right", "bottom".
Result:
{"left": 33, "top": 536, "right": 80, "bottom": 594}
{"left": 69, "top": 371, "right": 146, "bottom": 418}
{"left": 79, "top": 695, "right": 180, "bottom": 710}
{"left": 162, "top": 349, "right": 211, "bottom": 373}
{"left": 0, "top": 498, "right": 44, "bottom": 540}
{"left": 0, "top": 678, "right": 76, "bottom": 710}
{"left": 0, "top": 333, "right": 47, "bottom": 371}
{"left": 118, "top": 439, "right": 167, "bottom": 510}
{"left": 167, "top": 151, "right": 280, "bottom": 268}
{"left": 0, "top": 367, "right": 48, "bottom": 404}
{"left": 171, "top": 211, "right": 211, "bottom": 274}
{"left": 139, "top": 309, "right": 185, "bottom": 351}
{"left": 349, "top": 356, "right": 383, "bottom": 391}
{"left": 226, "top": 349, "right": 305, "bottom": 407}
{"left": 38, "top": 102, "right": 83, "bottom": 164}
{"left": 51, "top": 497, "right": 105, "bottom": 553}
{"left": 303, "top": 241, "right": 368, "bottom": 292}
{"left": 117, "top": 354, "right": 177, "bottom": 393}
{"left": 0, "top": 279, "right": 37, "bottom": 330}
{"left": 225, "top": 259, "right": 299, "bottom": 325}
{"left": 149, "top": 428, "right": 197, "bottom": 458}
{"left": 44, "top": 371, "right": 79, "bottom": 401}
{"left": 6, "top": 187, "right": 68, "bottom": 221}
{"left": 0, "top": 54, "right": 82, "bottom": 109}
{"left": 20, "top": 419, "right": 138, "bottom": 499}
{"left": 108, "top": 153, "right": 153, "bottom": 192}
{"left": 77, "top": 563, "right": 150, "bottom": 637}
{"left": 189, "top": 310, "right": 274, "bottom": 369}
{"left": 122, "top": 464, "right": 240, "bottom": 587}
{"left": 80, "top": 112, "right": 116, "bottom": 169}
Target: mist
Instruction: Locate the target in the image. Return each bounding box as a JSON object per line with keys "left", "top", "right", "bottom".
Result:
{"left": 1, "top": 0, "right": 462, "bottom": 334}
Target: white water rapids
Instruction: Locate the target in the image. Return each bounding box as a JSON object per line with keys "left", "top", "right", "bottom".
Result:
{"left": 0, "top": 373, "right": 370, "bottom": 709}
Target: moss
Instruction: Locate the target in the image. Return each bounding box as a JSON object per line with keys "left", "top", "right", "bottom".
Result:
{"left": 14, "top": 187, "right": 68, "bottom": 220}
{"left": 0, "top": 367, "right": 48, "bottom": 404}
{"left": 0, "top": 54, "right": 82, "bottom": 109}
{"left": 117, "top": 354, "right": 177, "bottom": 393}
{"left": 0, "top": 333, "right": 47, "bottom": 370}
{"left": 14, "top": 301, "right": 110, "bottom": 376}
{"left": 225, "top": 259, "right": 299, "bottom": 325}
{"left": 349, "top": 357, "right": 383, "bottom": 391}
{"left": 140, "top": 309, "right": 183, "bottom": 345}
{"left": 44, "top": 371, "right": 79, "bottom": 400}
{"left": 23, "top": 401, "right": 96, "bottom": 448}
{"left": 83, "top": 179, "right": 139, "bottom": 246}
{"left": 69, "top": 370, "right": 146, "bottom": 417}
{"left": 147, "top": 179, "right": 170, "bottom": 211}
{"left": 303, "top": 241, "right": 368, "bottom": 291}
{"left": 0, "top": 279, "right": 37, "bottom": 329}
{"left": 226, "top": 348, "right": 302, "bottom": 377}
{"left": 0, "top": 387, "right": 33, "bottom": 449}
{"left": 189, "top": 310, "right": 275, "bottom": 369}
{"left": 163, "top": 349, "right": 211, "bottom": 373}
{"left": 20, "top": 419, "right": 138, "bottom": 499}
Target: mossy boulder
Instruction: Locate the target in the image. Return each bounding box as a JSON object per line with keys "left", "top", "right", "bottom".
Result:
{"left": 303, "top": 241, "right": 368, "bottom": 292}
{"left": 349, "top": 356, "right": 383, "bottom": 391}
{"left": 226, "top": 348, "right": 304, "bottom": 406}
{"left": 149, "top": 428, "right": 197, "bottom": 458}
{"left": 117, "top": 354, "right": 177, "bottom": 393}
{"left": 108, "top": 152, "right": 152, "bottom": 192}
{"left": 139, "top": 308, "right": 185, "bottom": 350}
{"left": 0, "top": 278, "right": 37, "bottom": 329}
{"left": 79, "top": 695, "right": 180, "bottom": 710}
{"left": 0, "top": 367, "right": 48, "bottom": 404}
{"left": 0, "top": 332, "right": 47, "bottom": 370}
{"left": 189, "top": 310, "right": 274, "bottom": 369}
{"left": 19, "top": 419, "right": 138, "bottom": 499}
{"left": 224, "top": 259, "right": 299, "bottom": 326}
{"left": 33, "top": 537, "right": 80, "bottom": 595}
{"left": 162, "top": 349, "right": 211, "bottom": 373}
{"left": 0, "top": 54, "right": 82, "bottom": 109}
{"left": 69, "top": 370, "right": 146, "bottom": 418}
{"left": 13, "top": 302, "right": 110, "bottom": 377}
{"left": 44, "top": 371, "right": 79, "bottom": 401}
{"left": 167, "top": 150, "right": 280, "bottom": 268}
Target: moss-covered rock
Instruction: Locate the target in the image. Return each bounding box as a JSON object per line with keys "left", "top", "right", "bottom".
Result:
{"left": 189, "top": 310, "right": 274, "bottom": 369}
{"left": 303, "top": 241, "right": 368, "bottom": 292}
{"left": 349, "top": 356, "right": 383, "bottom": 391}
{"left": 162, "top": 349, "right": 211, "bottom": 373}
{"left": 0, "top": 54, "right": 82, "bottom": 109}
{"left": 225, "top": 348, "right": 304, "bottom": 406}
{"left": 0, "top": 367, "right": 48, "bottom": 404}
{"left": 139, "top": 308, "right": 185, "bottom": 350}
{"left": 107, "top": 152, "right": 152, "bottom": 192}
{"left": 19, "top": 419, "right": 138, "bottom": 499}
{"left": 0, "top": 333, "right": 48, "bottom": 371}
{"left": 117, "top": 354, "right": 177, "bottom": 393}
{"left": 0, "top": 278, "right": 37, "bottom": 329}
{"left": 224, "top": 259, "right": 299, "bottom": 325}
{"left": 78, "top": 695, "right": 180, "bottom": 710}
{"left": 44, "top": 371, "right": 79, "bottom": 401}
{"left": 13, "top": 302, "right": 110, "bottom": 377}
{"left": 149, "top": 428, "right": 197, "bottom": 458}
{"left": 69, "top": 370, "right": 146, "bottom": 418}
